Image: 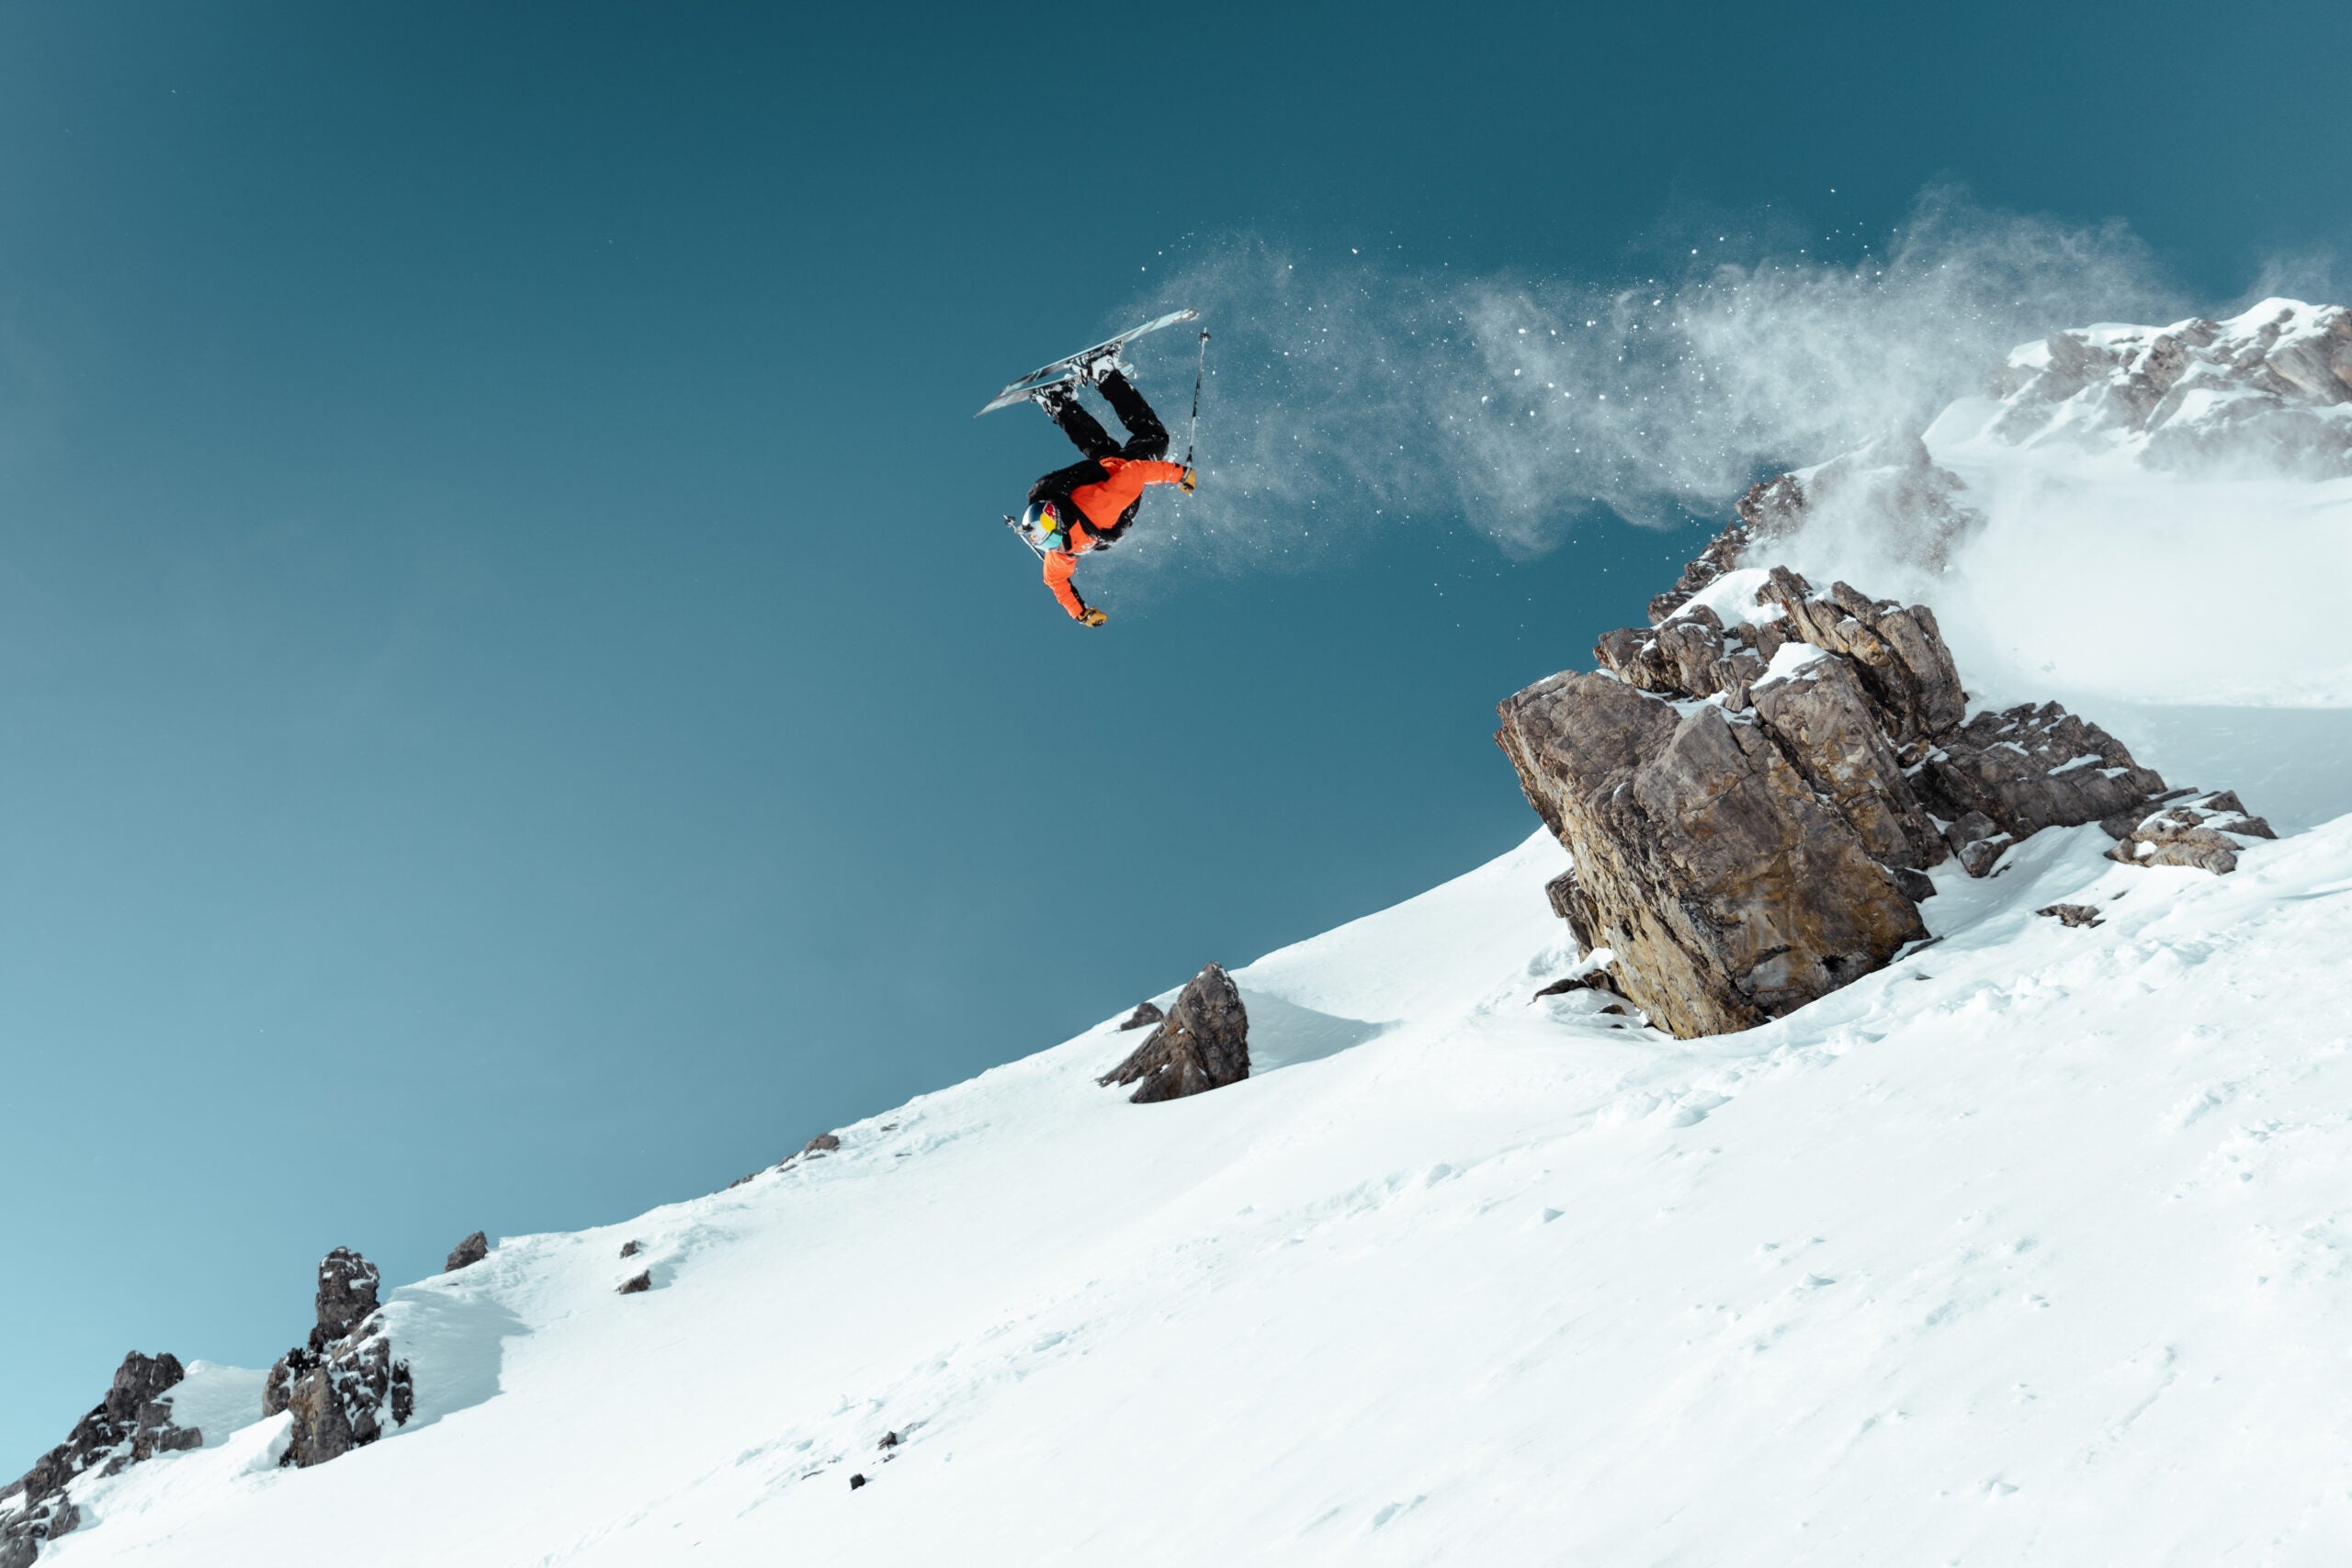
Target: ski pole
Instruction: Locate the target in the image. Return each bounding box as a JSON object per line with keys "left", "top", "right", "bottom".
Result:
{"left": 1004, "top": 513, "right": 1046, "bottom": 560}
{"left": 1183, "top": 329, "right": 1209, "bottom": 471}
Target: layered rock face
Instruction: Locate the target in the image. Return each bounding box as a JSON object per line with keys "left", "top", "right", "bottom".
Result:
{"left": 1101, "top": 964, "right": 1250, "bottom": 1103}
{"left": 1501, "top": 555, "right": 2254, "bottom": 1039}
{"left": 2, "top": 1352, "right": 200, "bottom": 1567}
{"left": 263, "top": 1248, "right": 414, "bottom": 1469}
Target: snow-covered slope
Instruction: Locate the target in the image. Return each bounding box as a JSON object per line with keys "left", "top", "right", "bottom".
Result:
{"left": 1759, "top": 299, "right": 2352, "bottom": 718}
{"left": 38, "top": 810, "right": 2352, "bottom": 1565}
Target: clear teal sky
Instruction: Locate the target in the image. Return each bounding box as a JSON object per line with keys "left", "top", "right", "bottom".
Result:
{"left": 4, "top": 1, "right": 2346, "bottom": 1459}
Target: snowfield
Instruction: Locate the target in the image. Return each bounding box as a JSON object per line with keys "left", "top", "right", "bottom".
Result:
{"left": 38, "top": 806, "right": 2352, "bottom": 1565}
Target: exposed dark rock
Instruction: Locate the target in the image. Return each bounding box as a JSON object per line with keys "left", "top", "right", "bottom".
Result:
{"left": 1504, "top": 523, "right": 2268, "bottom": 1036}
{"left": 1748, "top": 648, "right": 1946, "bottom": 871}
{"left": 281, "top": 1331, "right": 413, "bottom": 1469}
{"left": 1099, "top": 963, "right": 1251, "bottom": 1103}
{"left": 2106, "top": 790, "right": 2278, "bottom": 875}
{"left": 1498, "top": 671, "right": 1928, "bottom": 1038}
{"left": 1116, "top": 1001, "right": 1165, "bottom": 1032}
{"left": 849, "top": 1473, "right": 868, "bottom": 1490}
{"left": 262, "top": 1347, "right": 316, "bottom": 1417}
{"left": 878, "top": 1430, "right": 900, "bottom": 1450}
{"left": 803, "top": 1133, "right": 842, "bottom": 1156}
{"left": 1916, "top": 702, "right": 2168, "bottom": 840}
{"left": 618, "top": 1270, "right": 652, "bottom": 1295}
{"left": 3, "top": 1351, "right": 199, "bottom": 1564}
{"left": 309, "top": 1247, "right": 382, "bottom": 1353}
{"left": 1757, "top": 568, "right": 1968, "bottom": 744}
{"left": 262, "top": 1250, "right": 414, "bottom": 1472}
{"left": 1646, "top": 518, "right": 1754, "bottom": 626}
{"left": 2038, "top": 903, "right": 2105, "bottom": 928}
{"left": 443, "top": 1231, "right": 489, "bottom": 1274}
{"left": 619, "top": 1240, "right": 640, "bottom": 1259}
{"left": 1532, "top": 968, "right": 1632, "bottom": 1005}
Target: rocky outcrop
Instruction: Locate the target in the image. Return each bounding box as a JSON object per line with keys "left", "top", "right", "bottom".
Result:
{"left": 1117, "top": 1001, "right": 1165, "bottom": 1032}
{"left": 444, "top": 1231, "right": 489, "bottom": 1274}
{"left": 263, "top": 1249, "right": 413, "bottom": 1470}
{"left": 618, "top": 1270, "right": 652, "bottom": 1295}
{"left": 1100, "top": 964, "right": 1250, "bottom": 1103}
{"left": 280, "top": 1328, "right": 414, "bottom": 1469}
{"left": 1498, "top": 668, "right": 1929, "bottom": 1038}
{"left": 2105, "top": 790, "right": 2278, "bottom": 874}
{"left": 1503, "top": 554, "right": 2261, "bottom": 1038}
{"left": 1645, "top": 434, "right": 1980, "bottom": 625}
{"left": 1915, "top": 703, "right": 2165, "bottom": 839}
{"left": 2, "top": 1352, "right": 200, "bottom": 1567}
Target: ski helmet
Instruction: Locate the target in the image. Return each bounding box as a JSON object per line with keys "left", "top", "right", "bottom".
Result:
{"left": 1021, "top": 501, "right": 1068, "bottom": 551}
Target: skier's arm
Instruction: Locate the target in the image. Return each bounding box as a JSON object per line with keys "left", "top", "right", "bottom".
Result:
{"left": 1122, "top": 459, "right": 1192, "bottom": 488}
{"left": 1043, "top": 548, "right": 1089, "bottom": 619}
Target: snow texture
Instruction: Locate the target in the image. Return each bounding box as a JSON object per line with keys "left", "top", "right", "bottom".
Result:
{"left": 39, "top": 805, "right": 2352, "bottom": 1565}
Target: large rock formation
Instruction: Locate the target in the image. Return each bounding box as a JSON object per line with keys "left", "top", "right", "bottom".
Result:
{"left": 1100, "top": 964, "right": 1251, "bottom": 1103}
{"left": 263, "top": 1248, "right": 413, "bottom": 1469}
{"left": 1499, "top": 667, "right": 1929, "bottom": 1038}
{"left": 1501, "top": 555, "right": 2257, "bottom": 1039}
{"left": 2, "top": 1352, "right": 200, "bottom": 1567}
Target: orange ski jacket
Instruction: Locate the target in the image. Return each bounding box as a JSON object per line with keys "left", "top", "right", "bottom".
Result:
{"left": 1034, "top": 456, "right": 1189, "bottom": 618}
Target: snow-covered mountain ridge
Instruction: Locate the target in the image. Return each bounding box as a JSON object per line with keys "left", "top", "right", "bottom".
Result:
{"left": 1739, "top": 298, "right": 2352, "bottom": 715}
{"left": 16, "top": 805, "right": 2352, "bottom": 1564}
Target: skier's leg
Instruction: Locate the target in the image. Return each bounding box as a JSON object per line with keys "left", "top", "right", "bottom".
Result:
{"left": 1034, "top": 381, "right": 1120, "bottom": 460}
{"left": 1094, "top": 370, "right": 1170, "bottom": 461}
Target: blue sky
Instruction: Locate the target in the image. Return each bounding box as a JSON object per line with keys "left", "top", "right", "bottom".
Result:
{"left": 3, "top": 0, "right": 2347, "bottom": 1459}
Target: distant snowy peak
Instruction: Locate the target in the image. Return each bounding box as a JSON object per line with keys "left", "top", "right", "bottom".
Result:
{"left": 1964, "top": 297, "right": 2352, "bottom": 473}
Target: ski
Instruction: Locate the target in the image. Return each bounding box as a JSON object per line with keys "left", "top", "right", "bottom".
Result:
{"left": 974, "top": 309, "right": 1200, "bottom": 417}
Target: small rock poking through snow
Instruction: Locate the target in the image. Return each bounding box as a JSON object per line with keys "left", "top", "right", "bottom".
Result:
{"left": 1099, "top": 963, "right": 1251, "bottom": 1103}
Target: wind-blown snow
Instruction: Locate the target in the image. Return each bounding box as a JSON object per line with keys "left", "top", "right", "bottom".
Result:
{"left": 43, "top": 807, "right": 2352, "bottom": 1565}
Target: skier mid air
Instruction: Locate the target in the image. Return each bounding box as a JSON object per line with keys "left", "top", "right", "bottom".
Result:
{"left": 1016, "top": 359, "right": 1195, "bottom": 626}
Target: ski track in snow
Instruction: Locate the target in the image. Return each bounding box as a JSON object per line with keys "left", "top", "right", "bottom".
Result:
{"left": 41, "top": 819, "right": 2352, "bottom": 1566}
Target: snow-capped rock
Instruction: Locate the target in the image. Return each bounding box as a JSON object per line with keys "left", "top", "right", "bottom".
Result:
{"left": 1982, "top": 298, "right": 2352, "bottom": 472}
{"left": 261, "top": 1249, "right": 415, "bottom": 1470}
{"left": 0, "top": 1353, "right": 200, "bottom": 1567}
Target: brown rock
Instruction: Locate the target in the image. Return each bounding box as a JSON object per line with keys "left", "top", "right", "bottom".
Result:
{"left": 5, "top": 1348, "right": 196, "bottom": 1558}
{"left": 618, "top": 1270, "right": 652, "bottom": 1295}
{"left": 308, "top": 1248, "right": 381, "bottom": 1353}
{"left": 802, "top": 1133, "right": 842, "bottom": 1156}
{"left": 1758, "top": 569, "right": 1968, "bottom": 742}
{"left": 1497, "top": 672, "right": 1928, "bottom": 1039}
{"left": 1748, "top": 649, "right": 1946, "bottom": 871}
{"left": 281, "top": 1334, "right": 412, "bottom": 1470}
{"left": 2037, "top": 903, "right": 2105, "bottom": 928}
{"left": 1116, "top": 1002, "right": 1165, "bottom": 1032}
{"left": 1100, "top": 963, "right": 1251, "bottom": 1103}
{"left": 1917, "top": 702, "right": 2167, "bottom": 844}
{"left": 443, "top": 1231, "right": 489, "bottom": 1274}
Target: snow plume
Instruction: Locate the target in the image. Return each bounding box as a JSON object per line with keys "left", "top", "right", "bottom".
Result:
{"left": 1105, "top": 191, "right": 2177, "bottom": 571}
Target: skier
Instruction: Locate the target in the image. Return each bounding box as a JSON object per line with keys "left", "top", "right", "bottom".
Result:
{"left": 1015, "top": 361, "right": 1195, "bottom": 626}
